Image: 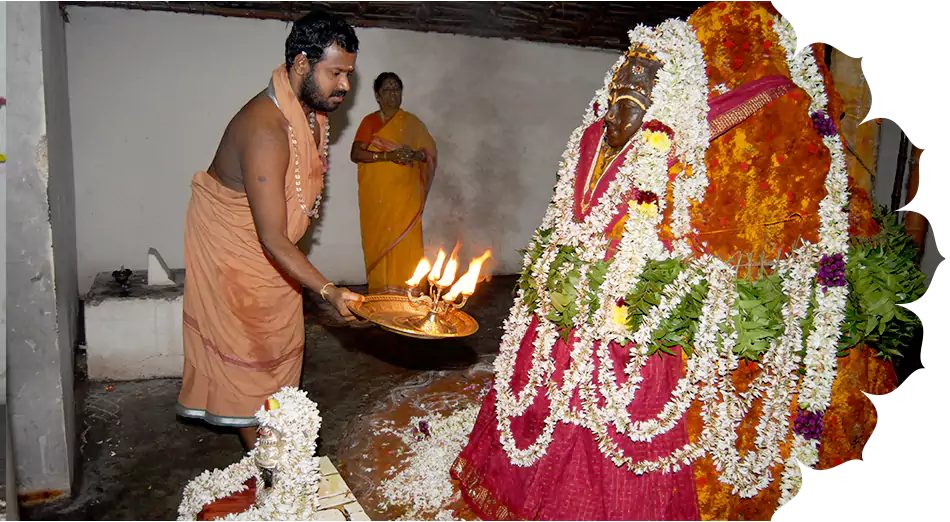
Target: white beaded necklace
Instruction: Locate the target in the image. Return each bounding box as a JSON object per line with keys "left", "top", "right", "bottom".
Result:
{"left": 264, "top": 77, "right": 328, "bottom": 219}
{"left": 288, "top": 112, "right": 328, "bottom": 218}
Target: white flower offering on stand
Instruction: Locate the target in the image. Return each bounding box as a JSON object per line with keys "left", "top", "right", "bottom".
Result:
{"left": 177, "top": 388, "right": 329, "bottom": 521}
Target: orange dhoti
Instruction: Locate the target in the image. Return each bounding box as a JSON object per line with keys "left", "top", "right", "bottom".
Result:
{"left": 177, "top": 65, "right": 326, "bottom": 427}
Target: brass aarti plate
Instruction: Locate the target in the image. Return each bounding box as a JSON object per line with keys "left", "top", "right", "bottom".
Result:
{"left": 348, "top": 294, "right": 479, "bottom": 339}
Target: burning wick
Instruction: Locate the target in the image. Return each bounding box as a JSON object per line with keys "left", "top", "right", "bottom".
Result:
{"left": 427, "top": 249, "right": 447, "bottom": 284}
{"left": 404, "top": 247, "right": 493, "bottom": 336}
{"left": 436, "top": 242, "right": 461, "bottom": 288}
{"left": 436, "top": 255, "right": 459, "bottom": 288}
{"left": 444, "top": 250, "right": 492, "bottom": 301}
{"left": 406, "top": 258, "right": 431, "bottom": 287}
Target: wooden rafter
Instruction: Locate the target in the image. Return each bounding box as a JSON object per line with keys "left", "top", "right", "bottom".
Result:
{"left": 576, "top": 2, "right": 607, "bottom": 46}
{"left": 63, "top": 1, "right": 708, "bottom": 51}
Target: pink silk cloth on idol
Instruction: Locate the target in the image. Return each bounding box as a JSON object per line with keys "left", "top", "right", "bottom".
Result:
{"left": 451, "top": 75, "right": 796, "bottom": 520}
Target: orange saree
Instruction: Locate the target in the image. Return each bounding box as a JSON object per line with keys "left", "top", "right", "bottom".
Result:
{"left": 177, "top": 65, "right": 326, "bottom": 427}
{"left": 354, "top": 109, "right": 437, "bottom": 294}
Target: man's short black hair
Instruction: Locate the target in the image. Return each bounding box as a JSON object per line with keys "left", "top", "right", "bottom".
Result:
{"left": 285, "top": 10, "right": 359, "bottom": 69}
{"left": 373, "top": 72, "right": 403, "bottom": 93}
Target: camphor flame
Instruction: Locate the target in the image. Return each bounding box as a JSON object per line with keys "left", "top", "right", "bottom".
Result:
{"left": 407, "top": 258, "right": 431, "bottom": 287}
{"left": 436, "top": 254, "right": 459, "bottom": 288}
{"left": 427, "top": 249, "right": 447, "bottom": 283}
{"left": 444, "top": 250, "right": 493, "bottom": 301}
{"left": 433, "top": 243, "right": 460, "bottom": 288}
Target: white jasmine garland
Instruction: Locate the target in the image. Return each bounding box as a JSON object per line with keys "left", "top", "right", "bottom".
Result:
{"left": 491, "top": 13, "right": 851, "bottom": 504}
{"left": 178, "top": 388, "right": 324, "bottom": 521}
{"left": 772, "top": 12, "right": 850, "bottom": 504}
{"left": 496, "top": 19, "right": 718, "bottom": 470}
{"left": 432, "top": 509, "right": 461, "bottom": 521}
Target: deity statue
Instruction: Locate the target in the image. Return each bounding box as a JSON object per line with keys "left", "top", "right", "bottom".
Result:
{"left": 254, "top": 425, "right": 282, "bottom": 489}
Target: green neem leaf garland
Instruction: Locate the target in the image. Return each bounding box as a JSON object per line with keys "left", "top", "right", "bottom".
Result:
{"left": 517, "top": 210, "right": 925, "bottom": 362}
{"left": 839, "top": 208, "right": 926, "bottom": 360}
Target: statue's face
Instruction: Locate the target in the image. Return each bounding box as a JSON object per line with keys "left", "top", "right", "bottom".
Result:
{"left": 605, "top": 51, "right": 661, "bottom": 149}
{"left": 258, "top": 426, "right": 280, "bottom": 445}
{"left": 254, "top": 426, "right": 282, "bottom": 470}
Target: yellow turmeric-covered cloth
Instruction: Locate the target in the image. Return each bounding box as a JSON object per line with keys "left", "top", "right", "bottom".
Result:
{"left": 177, "top": 65, "right": 326, "bottom": 427}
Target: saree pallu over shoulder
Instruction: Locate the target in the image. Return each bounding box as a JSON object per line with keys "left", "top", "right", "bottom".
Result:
{"left": 707, "top": 75, "right": 797, "bottom": 141}
{"left": 178, "top": 65, "right": 327, "bottom": 425}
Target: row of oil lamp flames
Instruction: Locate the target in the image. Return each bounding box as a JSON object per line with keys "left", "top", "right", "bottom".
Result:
{"left": 404, "top": 246, "right": 493, "bottom": 314}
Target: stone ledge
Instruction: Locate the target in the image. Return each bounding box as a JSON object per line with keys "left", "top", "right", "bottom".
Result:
{"left": 85, "top": 269, "right": 186, "bottom": 306}
{"left": 84, "top": 269, "right": 186, "bottom": 381}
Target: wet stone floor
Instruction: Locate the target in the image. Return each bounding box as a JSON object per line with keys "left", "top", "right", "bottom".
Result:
{"left": 19, "top": 276, "right": 518, "bottom": 521}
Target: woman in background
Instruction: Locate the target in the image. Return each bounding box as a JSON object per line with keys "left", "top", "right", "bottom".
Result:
{"left": 351, "top": 72, "right": 437, "bottom": 294}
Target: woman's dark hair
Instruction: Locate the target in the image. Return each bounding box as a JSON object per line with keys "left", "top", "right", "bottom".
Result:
{"left": 285, "top": 10, "right": 359, "bottom": 69}
{"left": 373, "top": 72, "right": 403, "bottom": 94}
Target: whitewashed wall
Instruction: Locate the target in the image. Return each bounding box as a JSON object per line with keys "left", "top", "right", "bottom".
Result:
{"left": 66, "top": 7, "right": 617, "bottom": 294}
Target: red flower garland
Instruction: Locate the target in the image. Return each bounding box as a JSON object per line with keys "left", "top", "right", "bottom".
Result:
{"left": 633, "top": 189, "right": 659, "bottom": 205}
{"left": 642, "top": 119, "right": 675, "bottom": 139}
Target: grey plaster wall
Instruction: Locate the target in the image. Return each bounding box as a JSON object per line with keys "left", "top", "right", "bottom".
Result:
{"left": 6, "top": 1, "right": 78, "bottom": 497}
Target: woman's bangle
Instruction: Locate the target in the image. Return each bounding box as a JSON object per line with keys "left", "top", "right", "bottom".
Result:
{"left": 320, "top": 282, "right": 336, "bottom": 301}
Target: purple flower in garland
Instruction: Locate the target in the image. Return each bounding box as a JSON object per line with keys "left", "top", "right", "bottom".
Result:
{"left": 811, "top": 111, "right": 838, "bottom": 137}
{"left": 793, "top": 406, "right": 825, "bottom": 441}
{"left": 817, "top": 253, "right": 847, "bottom": 289}
{"left": 419, "top": 420, "right": 431, "bottom": 438}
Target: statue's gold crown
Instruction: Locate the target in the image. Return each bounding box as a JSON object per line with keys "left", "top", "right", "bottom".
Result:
{"left": 625, "top": 45, "right": 660, "bottom": 62}
{"left": 610, "top": 45, "right": 660, "bottom": 91}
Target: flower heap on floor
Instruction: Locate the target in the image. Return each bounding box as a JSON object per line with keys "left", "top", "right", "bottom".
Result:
{"left": 377, "top": 404, "right": 484, "bottom": 520}
{"left": 178, "top": 388, "right": 324, "bottom": 521}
